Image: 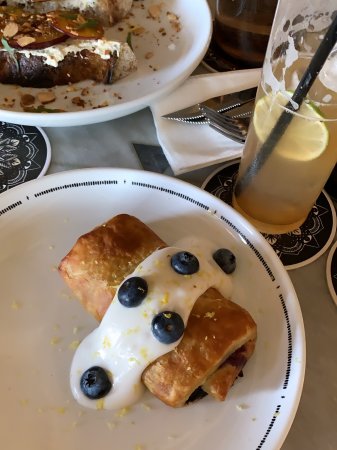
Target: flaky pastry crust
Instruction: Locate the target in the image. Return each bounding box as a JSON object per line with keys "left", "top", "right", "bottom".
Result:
{"left": 59, "top": 214, "right": 165, "bottom": 321}
{"left": 59, "top": 214, "right": 257, "bottom": 407}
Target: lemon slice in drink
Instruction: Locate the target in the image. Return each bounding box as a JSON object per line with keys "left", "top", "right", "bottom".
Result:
{"left": 253, "top": 92, "right": 329, "bottom": 161}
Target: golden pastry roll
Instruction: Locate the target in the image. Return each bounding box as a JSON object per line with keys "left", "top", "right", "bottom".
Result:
{"left": 59, "top": 214, "right": 257, "bottom": 407}
{"left": 142, "top": 288, "right": 256, "bottom": 407}
{"left": 59, "top": 214, "right": 165, "bottom": 321}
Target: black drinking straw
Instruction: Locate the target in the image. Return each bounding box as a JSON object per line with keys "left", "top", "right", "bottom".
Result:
{"left": 235, "top": 13, "right": 337, "bottom": 197}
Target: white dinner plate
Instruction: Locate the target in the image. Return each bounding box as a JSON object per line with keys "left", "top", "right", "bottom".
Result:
{"left": 0, "top": 168, "right": 305, "bottom": 450}
{"left": 0, "top": 0, "right": 211, "bottom": 127}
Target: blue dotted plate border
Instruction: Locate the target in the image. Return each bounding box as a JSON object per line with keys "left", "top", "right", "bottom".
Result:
{"left": 0, "top": 176, "right": 299, "bottom": 450}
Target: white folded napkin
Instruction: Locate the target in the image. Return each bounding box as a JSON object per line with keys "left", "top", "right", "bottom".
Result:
{"left": 150, "top": 68, "right": 261, "bottom": 175}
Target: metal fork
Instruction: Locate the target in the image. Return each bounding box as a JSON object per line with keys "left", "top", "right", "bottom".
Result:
{"left": 201, "top": 105, "right": 251, "bottom": 144}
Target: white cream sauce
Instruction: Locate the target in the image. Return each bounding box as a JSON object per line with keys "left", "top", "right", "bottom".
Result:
{"left": 0, "top": 39, "right": 121, "bottom": 68}
{"left": 70, "top": 238, "right": 233, "bottom": 410}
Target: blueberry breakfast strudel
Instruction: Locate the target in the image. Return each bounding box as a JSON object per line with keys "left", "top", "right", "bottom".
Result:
{"left": 59, "top": 214, "right": 257, "bottom": 410}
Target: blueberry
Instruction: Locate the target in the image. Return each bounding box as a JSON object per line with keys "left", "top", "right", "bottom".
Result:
{"left": 118, "top": 276, "right": 148, "bottom": 307}
{"left": 151, "top": 311, "right": 185, "bottom": 344}
{"left": 171, "top": 251, "right": 199, "bottom": 275}
{"left": 80, "top": 366, "right": 112, "bottom": 399}
{"left": 213, "top": 248, "right": 236, "bottom": 274}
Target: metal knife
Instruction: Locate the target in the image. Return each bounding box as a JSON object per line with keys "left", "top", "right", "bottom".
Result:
{"left": 161, "top": 86, "right": 257, "bottom": 122}
{"left": 162, "top": 97, "right": 255, "bottom": 125}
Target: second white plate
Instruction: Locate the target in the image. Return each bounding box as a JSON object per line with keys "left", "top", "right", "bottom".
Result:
{"left": 0, "top": 0, "right": 212, "bottom": 127}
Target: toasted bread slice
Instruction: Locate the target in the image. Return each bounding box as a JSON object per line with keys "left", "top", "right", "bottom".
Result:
{"left": 5, "top": 0, "right": 133, "bottom": 25}
{"left": 0, "top": 40, "right": 137, "bottom": 87}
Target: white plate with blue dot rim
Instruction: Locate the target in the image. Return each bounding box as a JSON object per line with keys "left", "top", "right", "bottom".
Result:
{"left": 0, "top": 168, "right": 305, "bottom": 450}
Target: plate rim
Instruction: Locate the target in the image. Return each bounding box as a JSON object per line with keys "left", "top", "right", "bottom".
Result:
{"left": 35, "top": 126, "right": 52, "bottom": 178}
{"left": 326, "top": 239, "right": 337, "bottom": 307}
{"left": 0, "top": 167, "right": 306, "bottom": 449}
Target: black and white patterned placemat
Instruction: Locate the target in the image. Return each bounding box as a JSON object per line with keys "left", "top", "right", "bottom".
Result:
{"left": 0, "top": 122, "right": 51, "bottom": 193}
{"left": 202, "top": 160, "right": 337, "bottom": 270}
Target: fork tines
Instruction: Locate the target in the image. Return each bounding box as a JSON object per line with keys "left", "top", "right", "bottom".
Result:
{"left": 201, "top": 105, "right": 250, "bottom": 144}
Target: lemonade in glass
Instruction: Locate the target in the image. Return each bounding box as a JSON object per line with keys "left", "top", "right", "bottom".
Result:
{"left": 233, "top": 0, "right": 337, "bottom": 234}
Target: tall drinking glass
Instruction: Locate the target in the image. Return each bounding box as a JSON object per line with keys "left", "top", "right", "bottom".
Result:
{"left": 213, "top": 0, "right": 277, "bottom": 68}
{"left": 232, "top": 0, "right": 337, "bottom": 234}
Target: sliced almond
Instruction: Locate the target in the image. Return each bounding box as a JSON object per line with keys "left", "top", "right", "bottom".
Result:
{"left": 167, "top": 12, "right": 181, "bottom": 32}
{"left": 66, "top": 85, "right": 77, "bottom": 92}
{"left": 20, "top": 94, "right": 35, "bottom": 107}
{"left": 16, "top": 36, "right": 36, "bottom": 47}
{"left": 37, "top": 91, "right": 56, "bottom": 104}
{"left": 148, "top": 4, "right": 163, "bottom": 19}
{"left": 81, "top": 88, "right": 90, "bottom": 96}
{"left": 72, "top": 96, "right": 86, "bottom": 107}
{"left": 167, "top": 12, "right": 179, "bottom": 22}
{"left": 131, "top": 26, "right": 145, "bottom": 36}
{"left": 3, "top": 22, "right": 19, "bottom": 38}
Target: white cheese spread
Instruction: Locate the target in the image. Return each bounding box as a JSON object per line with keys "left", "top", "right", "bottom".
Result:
{"left": 0, "top": 39, "right": 121, "bottom": 67}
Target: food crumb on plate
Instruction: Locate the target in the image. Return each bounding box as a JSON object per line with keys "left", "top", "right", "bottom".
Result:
{"left": 134, "top": 445, "right": 144, "bottom": 450}
{"left": 148, "top": 3, "right": 163, "bottom": 19}
{"left": 167, "top": 434, "right": 178, "bottom": 440}
{"left": 96, "top": 399, "right": 105, "bottom": 410}
{"left": 68, "top": 340, "right": 80, "bottom": 350}
{"left": 69, "top": 421, "right": 78, "bottom": 430}
{"left": 106, "top": 421, "right": 116, "bottom": 430}
{"left": 11, "top": 300, "right": 22, "bottom": 310}
{"left": 115, "top": 406, "right": 131, "bottom": 418}
{"left": 141, "top": 402, "right": 151, "bottom": 411}
{"left": 166, "top": 11, "right": 181, "bottom": 32}
{"left": 60, "top": 291, "right": 74, "bottom": 301}
{"left": 236, "top": 403, "right": 250, "bottom": 411}
{"left": 50, "top": 336, "right": 62, "bottom": 345}
{"left": 55, "top": 406, "right": 67, "bottom": 414}
{"left": 37, "top": 91, "right": 56, "bottom": 105}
